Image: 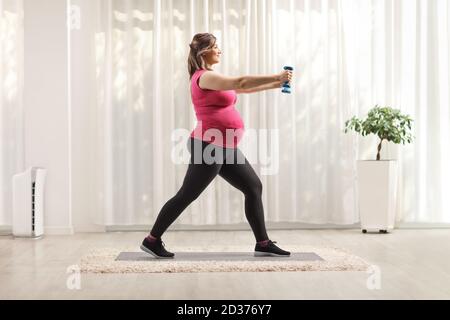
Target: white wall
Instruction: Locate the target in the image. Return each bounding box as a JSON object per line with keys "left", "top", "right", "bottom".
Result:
{"left": 21, "top": 0, "right": 100, "bottom": 234}
{"left": 69, "top": 0, "right": 103, "bottom": 232}
{"left": 23, "top": 0, "right": 72, "bottom": 234}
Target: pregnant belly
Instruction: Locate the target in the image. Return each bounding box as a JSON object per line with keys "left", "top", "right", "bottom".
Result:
{"left": 192, "top": 107, "right": 245, "bottom": 148}
{"left": 197, "top": 107, "right": 244, "bottom": 130}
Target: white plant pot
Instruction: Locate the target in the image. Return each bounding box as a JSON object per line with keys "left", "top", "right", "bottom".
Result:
{"left": 357, "top": 160, "right": 398, "bottom": 233}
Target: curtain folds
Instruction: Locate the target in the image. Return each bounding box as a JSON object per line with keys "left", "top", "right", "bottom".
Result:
{"left": 1, "top": 0, "right": 448, "bottom": 230}
{"left": 0, "top": 0, "right": 23, "bottom": 227}
{"left": 91, "top": 0, "right": 450, "bottom": 226}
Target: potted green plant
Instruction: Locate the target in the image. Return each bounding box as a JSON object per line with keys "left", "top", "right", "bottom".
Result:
{"left": 344, "top": 105, "right": 414, "bottom": 233}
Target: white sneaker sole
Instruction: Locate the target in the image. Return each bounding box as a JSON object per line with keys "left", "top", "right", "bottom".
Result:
{"left": 254, "top": 251, "right": 291, "bottom": 257}
{"left": 140, "top": 244, "right": 174, "bottom": 259}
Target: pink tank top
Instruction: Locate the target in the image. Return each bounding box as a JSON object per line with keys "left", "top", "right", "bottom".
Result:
{"left": 190, "top": 69, "right": 245, "bottom": 148}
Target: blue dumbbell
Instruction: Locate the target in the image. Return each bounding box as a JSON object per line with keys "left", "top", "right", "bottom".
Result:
{"left": 282, "top": 66, "right": 294, "bottom": 94}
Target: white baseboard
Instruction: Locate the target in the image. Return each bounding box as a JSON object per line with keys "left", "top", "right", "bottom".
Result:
{"left": 73, "top": 224, "right": 106, "bottom": 233}
{"left": 104, "top": 222, "right": 450, "bottom": 232}
{"left": 105, "top": 222, "right": 362, "bottom": 232}
{"left": 44, "top": 226, "right": 74, "bottom": 235}
{"left": 2, "top": 222, "right": 450, "bottom": 235}
{"left": 0, "top": 225, "right": 12, "bottom": 236}
{"left": 396, "top": 222, "right": 450, "bottom": 229}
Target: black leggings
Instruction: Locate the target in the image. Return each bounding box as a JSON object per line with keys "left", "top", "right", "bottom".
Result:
{"left": 150, "top": 137, "right": 269, "bottom": 242}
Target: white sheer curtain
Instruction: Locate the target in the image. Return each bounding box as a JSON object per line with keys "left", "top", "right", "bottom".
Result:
{"left": 91, "top": 0, "right": 450, "bottom": 227}
{"left": 341, "top": 0, "right": 450, "bottom": 223}
{"left": 0, "top": 0, "right": 23, "bottom": 227}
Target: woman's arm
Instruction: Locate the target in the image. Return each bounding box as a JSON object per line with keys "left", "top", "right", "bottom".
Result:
{"left": 235, "top": 81, "right": 282, "bottom": 94}
{"left": 199, "top": 71, "right": 280, "bottom": 91}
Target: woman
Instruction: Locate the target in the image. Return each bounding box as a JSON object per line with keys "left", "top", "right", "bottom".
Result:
{"left": 141, "top": 33, "right": 293, "bottom": 259}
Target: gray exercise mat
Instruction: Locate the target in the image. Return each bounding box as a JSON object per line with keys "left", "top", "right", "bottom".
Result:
{"left": 115, "top": 251, "right": 324, "bottom": 261}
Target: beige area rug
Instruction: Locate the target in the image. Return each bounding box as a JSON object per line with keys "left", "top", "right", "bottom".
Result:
{"left": 79, "top": 245, "right": 371, "bottom": 273}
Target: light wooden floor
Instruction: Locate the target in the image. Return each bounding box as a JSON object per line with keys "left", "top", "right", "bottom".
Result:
{"left": 1, "top": 229, "right": 450, "bottom": 300}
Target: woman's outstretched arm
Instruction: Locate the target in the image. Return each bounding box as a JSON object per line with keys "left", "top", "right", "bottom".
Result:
{"left": 235, "top": 81, "right": 283, "bottom": 94}
{"left": 199, "top": 71, "right": 279, "bottom": 91}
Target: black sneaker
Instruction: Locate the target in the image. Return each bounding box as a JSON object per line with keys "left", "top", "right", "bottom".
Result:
{"left": 254, "top": 240, "right": 290, "bottom": 257}
{"left": 140, "top": 237, "right": 175, "bottom": 259}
